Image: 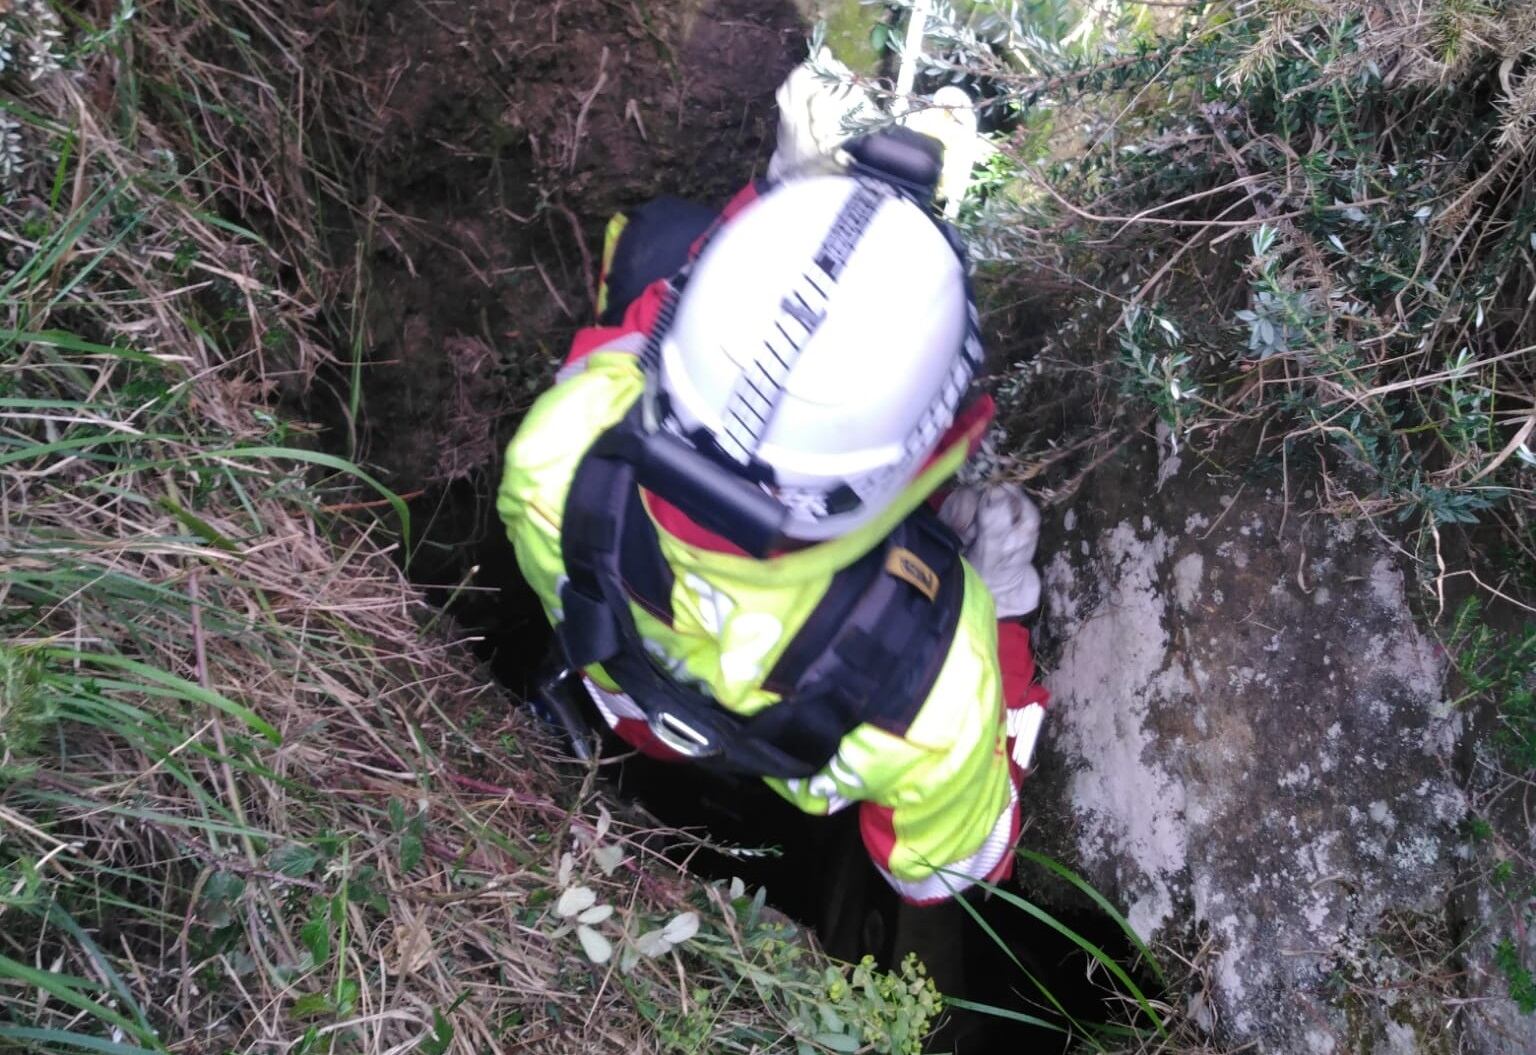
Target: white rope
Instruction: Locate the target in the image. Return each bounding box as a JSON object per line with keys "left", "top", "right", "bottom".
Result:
{"left": 894, "top": 0, "right": 933, "bottom": 103}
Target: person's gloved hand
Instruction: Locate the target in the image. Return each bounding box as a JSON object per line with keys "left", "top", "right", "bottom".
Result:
{"left": 767, "top": 49, "right": 881, "bottom": 182}
{"left": 938, "top": 483, "right": 1042, "bottom": 619}
{"left": 899, "top": 85, "right": 982, "bottom": 214}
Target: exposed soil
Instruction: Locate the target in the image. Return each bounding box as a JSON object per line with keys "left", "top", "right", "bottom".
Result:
{"left": 334, "top": 0, "right": 801, "bottom": 492}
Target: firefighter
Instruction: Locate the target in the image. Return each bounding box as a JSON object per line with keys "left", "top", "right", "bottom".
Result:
{"left": 496, "top": 65, "right": 1047, "bottom": 905}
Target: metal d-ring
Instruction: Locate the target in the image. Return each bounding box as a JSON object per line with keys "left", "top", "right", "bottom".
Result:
{"left": 648, "top": 711, "right": 717, "bottom": 759}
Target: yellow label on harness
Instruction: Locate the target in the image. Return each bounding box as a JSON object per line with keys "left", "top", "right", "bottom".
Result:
{"left": 885, "top": 547, "right": 939, "bottom": 602}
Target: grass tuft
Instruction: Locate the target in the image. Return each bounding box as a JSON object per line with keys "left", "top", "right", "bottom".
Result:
{"left": 0, "top": 3, "right": 936, "bottom": 1052}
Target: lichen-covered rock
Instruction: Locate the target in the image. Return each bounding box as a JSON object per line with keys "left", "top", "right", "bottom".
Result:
{"left": 1454, "top": 737, "right": 1536, "bottom": 1055}
{"left": 1031, "top": 439, "right": 1473, "bottom": 1051}
{"left": 1461, "top": 875, "right": 1536, "bottom": 1055}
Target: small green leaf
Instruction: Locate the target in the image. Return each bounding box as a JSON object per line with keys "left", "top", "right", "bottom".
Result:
{"left": 203, "top": 871, "right": 245, "bottom": 902}
{"left": 290, "top": 992, "right": 332, "bottom": 1020}
{"left": 299, "top": 915, "right": 331, "bottom": 964}
{"left": 334, "top": 978, "right": 360, "bottom": 1015}
{"left": 268, "top": 843, "right": 322, "bottom": 878}
{"left": 419, "top": 1009, "right": 454, "bottom": 1055}
{"left": 400, "top": 832, "right": 424, "bottom": 872}
{"left": 388, "top": 798, "right": 405, "bottom": 832}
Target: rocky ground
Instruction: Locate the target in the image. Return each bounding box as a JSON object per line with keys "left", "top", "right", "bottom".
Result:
{"left": 1030, "top": 432, "right": 1529, "bottom": 1053}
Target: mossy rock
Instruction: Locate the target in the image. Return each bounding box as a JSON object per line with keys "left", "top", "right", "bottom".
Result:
{"left": 792, "top": 0, "right": 889, "bottom": 75}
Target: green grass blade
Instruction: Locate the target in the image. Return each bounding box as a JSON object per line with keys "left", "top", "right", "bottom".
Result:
{"left": 42, "top": 905, "right": 155, "bottom": 1036}
{"left": 18, "top": 789, "right": 275, "bottom": 841}
{"left": 943, "top": 873, "right": 1094, "bottom": 1044}
{"left": 957, "top": 872, "right": 1168, "bottom": 1040}
{"left": 0, "top": 1025, "right": 161, "bottom": 1055}
{"left": 941, "top": 996, "right": 1070, "bottom": 1034}
{"left": 1016, "top": 848, "right": 1167, "bottom": 984}
{"left": 156, "top": 496, "right": 242, "bottom": 552}
{"left": 0, "top": 431, "right": 163, "bottom": 467}
{"left": 0, "top": 183, "right": 119, "bottom": 303}
{"left": 0, "top": 955, "right": 165, "bottom": 1052}
{"left": 189, "top": 445, "right": 411, "bottom": 551}
{"left": 0, "top": 328, "right": 169, "bottom": 364}
{"left": 42, "top": 649, "right": 281, "bottom": 744}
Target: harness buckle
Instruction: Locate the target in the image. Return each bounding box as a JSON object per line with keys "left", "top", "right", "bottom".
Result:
{"left": 649, "top": 711, "right": 719, "bottom": 759}
{"left": 1008, "top": 702, "right": 1047, "bottom": 776}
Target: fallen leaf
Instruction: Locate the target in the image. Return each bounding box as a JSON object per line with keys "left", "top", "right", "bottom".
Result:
{"left": 390, "top": 913, "right": 434, "bottom": 975}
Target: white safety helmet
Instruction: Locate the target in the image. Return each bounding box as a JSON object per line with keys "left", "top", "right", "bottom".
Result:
{"left": 651, "top": 175, "right": 982, "bottom": 542}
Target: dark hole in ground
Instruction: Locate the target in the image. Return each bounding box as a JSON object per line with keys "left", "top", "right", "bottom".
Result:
{"left": 403, "top": 479, "right": 1150, "bottom": 1052}
{"left": 306, "top": 0, "right": 1159, "bottom": 1048}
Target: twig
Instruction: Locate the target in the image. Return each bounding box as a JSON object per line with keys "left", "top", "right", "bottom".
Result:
{"left": 568, "top": 46, "right": 610, "bottom": 171}
{"left": 1200, "top": 483, "right": 1248, "bottom": 540}
{"left": 320, "top": 489, "right": 425, "bottom": 513}
{"left": 1022, "top": 161, "right": 1388, "bottom": 231}
{"left": 555, "top": 200, "right": 598, "bottom": 314}
{"left": 532, "top": 252, "right": 575, "bottom": 319}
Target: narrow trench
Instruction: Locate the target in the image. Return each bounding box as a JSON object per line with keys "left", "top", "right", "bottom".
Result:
{"left": 314, "top": 0, "right": 1156, "bottom": 1046}
{"left": 401, "top": 483, "right": 1144, "bottom": 1051}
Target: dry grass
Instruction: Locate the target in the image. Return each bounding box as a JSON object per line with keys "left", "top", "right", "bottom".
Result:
{"left": 0, "top": 3, "right": 939, "bottom": 1053}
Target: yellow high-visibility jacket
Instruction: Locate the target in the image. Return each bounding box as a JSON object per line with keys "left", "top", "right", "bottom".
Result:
{"left": 497, "top": 348, "right": 1019, "bottom": 903}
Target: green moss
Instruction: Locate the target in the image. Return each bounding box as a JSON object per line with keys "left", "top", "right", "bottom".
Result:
{"left": 794, "top": 0, "right": 888, "bottom": 75}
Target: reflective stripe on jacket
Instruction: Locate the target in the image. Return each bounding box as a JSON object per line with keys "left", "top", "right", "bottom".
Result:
{"left": 497, "top": 348, "right": 1017, "bottom": 903}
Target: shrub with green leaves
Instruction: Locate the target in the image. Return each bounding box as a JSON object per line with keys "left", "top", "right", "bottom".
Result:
{"left": 904, "top": 1, "right": 1533, "bottom": 568}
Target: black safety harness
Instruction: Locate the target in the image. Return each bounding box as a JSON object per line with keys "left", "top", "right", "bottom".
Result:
{"left": 556, "top": 406, "right": 966, "bottom": 779}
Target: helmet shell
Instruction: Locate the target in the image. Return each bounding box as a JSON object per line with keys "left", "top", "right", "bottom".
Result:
{"left": 658, "top": 176, "right": 975, "bottom": 541}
